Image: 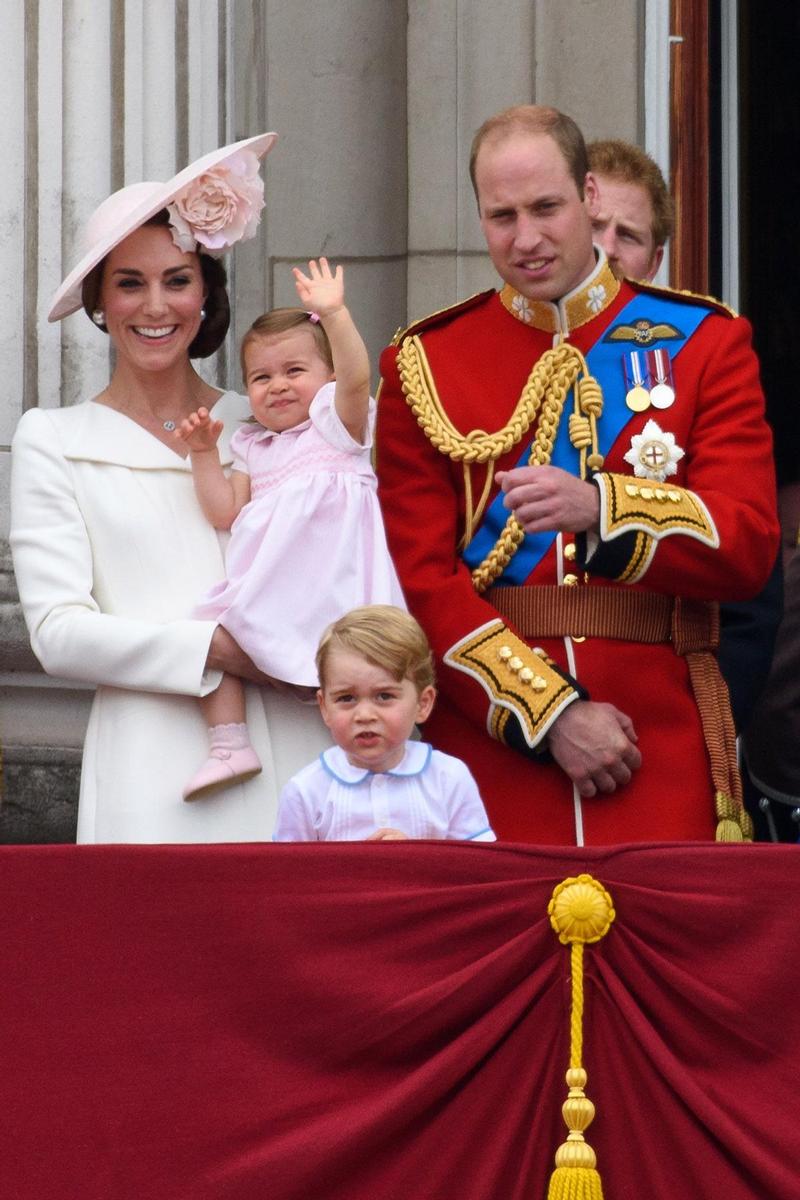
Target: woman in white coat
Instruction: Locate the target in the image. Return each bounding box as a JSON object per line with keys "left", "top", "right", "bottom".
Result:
{"left": 10, "top": 134, "right": 330, "bottom": 843}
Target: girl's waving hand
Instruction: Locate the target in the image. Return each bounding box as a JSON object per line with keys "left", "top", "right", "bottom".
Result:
{"left": 292, "top": 257, "right": 344, "bottom": 318}
{"left": 292, "top": 258, "right": 370, "bottom": 442}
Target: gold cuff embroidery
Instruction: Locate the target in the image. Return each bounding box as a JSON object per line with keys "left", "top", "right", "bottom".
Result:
{"left": 616, "top": 530, "right": 657, "bottom": 583}
{"left": 488, "top": 704, "right": 511, "bottom": 743}
{"left": 444, "top": 620, "right": 577, "bottom": 748}
{"left": 597, "top": 473, "right": 719, "bottom": 548}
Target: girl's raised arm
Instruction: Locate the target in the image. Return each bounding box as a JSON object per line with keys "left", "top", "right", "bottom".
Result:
{"left": 293, "top": 258, "right": 370, "bottom": 442}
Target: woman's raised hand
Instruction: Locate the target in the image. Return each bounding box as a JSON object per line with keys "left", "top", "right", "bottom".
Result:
{"left": 174, "top": 407, "right": 224, "bottom": 453}
{"left": 292, "top": 257, "right": 344, "bottom": 318}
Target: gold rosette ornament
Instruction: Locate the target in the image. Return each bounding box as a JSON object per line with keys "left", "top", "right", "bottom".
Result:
{"left": 545, "top": 875, "right": 615, "bottom": 1200}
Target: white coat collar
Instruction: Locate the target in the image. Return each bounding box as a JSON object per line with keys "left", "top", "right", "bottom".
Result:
{"left": 60, "top": 390, "right": 249, "bottom": 469}
{"left": 321, "top": 741, "right": 433, "bottom": 785}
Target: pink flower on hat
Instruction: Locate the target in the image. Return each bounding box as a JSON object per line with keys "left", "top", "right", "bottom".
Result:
{"left": 167, "top": 149, "right": 265, "bottom": 257}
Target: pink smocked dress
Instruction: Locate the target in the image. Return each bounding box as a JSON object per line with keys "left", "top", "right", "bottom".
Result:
{"left": 195, "top": 382, "right": 405, "bottom": 685}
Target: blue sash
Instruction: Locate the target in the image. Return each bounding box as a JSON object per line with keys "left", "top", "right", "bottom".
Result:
{"left": 462, "top": 292, "right": 712, "bottom": 584}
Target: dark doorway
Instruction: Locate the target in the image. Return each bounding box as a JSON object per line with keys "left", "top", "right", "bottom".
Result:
{"left": 739, "top": 2, "right": 800, "bottom": 491}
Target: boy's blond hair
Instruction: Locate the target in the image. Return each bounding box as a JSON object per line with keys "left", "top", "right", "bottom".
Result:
{"left": 316, "top": 606, "right": 435, "bottom": 694}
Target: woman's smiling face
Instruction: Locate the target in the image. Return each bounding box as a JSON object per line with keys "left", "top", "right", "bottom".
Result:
{"left": 99, "top": 222, "right": 206, "bottom": 372}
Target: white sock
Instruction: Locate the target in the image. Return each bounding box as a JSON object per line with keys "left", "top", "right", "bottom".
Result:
{"left": 207, "top": 722, "right": 251, "bottom": 753}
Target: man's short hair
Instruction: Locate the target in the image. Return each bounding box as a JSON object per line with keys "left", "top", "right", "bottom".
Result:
{"left": 586, "top": 139, "right": 675, "bottom": 248}
{"left": 469, "top": 105, "right": 589, "bottom": 202}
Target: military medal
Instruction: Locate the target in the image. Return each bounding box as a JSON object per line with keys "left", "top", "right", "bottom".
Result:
{"left": 623, "top": 351, "right": 650, "bottom": 412}
{"left": 648, "top": 348, "right": 676, "bottom": 409}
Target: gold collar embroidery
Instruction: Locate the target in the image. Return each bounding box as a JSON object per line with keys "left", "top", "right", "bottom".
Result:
{"left": 499, "top": 253, "right": 620, "bottom": 335}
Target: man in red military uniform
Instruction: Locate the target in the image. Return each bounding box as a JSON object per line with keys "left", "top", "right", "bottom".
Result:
{"left": 376, "top": 105, "right": 779, "bottom": 845}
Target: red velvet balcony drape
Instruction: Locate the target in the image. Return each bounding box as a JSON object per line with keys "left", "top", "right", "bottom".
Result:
{"left": 1, "top": 842, "right": 797, "bottom": 1199}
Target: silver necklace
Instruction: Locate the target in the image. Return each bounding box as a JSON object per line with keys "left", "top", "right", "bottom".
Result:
{"left": 143, "top": 411, "right": 179, "bottom": 432}
{"left": 106, "top": 391, "right": 193, "bottom": 432}
{"left": 140, "top": 407, "right": 182, "bottom": 432}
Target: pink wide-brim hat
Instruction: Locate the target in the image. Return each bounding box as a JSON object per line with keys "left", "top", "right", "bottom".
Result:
{"left": 48, "top": 131, "right": 277, "bottom": 322}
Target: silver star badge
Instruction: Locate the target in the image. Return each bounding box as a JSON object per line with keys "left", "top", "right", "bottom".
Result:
{"left": 623, "top": 419, "right": 685, "bottom": 482}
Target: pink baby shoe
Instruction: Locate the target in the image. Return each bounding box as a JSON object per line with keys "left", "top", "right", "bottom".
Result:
{"left": 183, "top": 745, "right": 262, "bottom": 802}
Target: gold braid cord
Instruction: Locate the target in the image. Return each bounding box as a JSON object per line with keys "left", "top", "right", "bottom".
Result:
{"left": 684, "top": 652, "right": 753, "bottom": 841}
{"left": 546, "top": 875, "right": 615, "bottom": 1200}
{"left": 396, "top": 334, "right": 604, "bottom": 592}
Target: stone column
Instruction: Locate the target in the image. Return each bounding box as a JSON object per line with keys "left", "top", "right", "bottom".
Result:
{"left": 229, "top": 0, "right": 409, "bottom": 381}
{"left": 406, "top": 0, "right": 538, "bottom": 321}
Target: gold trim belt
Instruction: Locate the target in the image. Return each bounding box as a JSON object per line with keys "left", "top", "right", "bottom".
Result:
{"left": 485, "top": 586, "right": 720, "bottom": 652}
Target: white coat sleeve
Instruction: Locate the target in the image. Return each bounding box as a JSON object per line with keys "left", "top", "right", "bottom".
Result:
{"left": 10, "top": 409, "right": 222, "bottom": 696}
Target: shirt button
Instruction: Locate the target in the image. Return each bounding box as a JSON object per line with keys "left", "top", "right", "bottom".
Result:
{"left": 562, "top": 573, "right": 578, "bottom": 587}
{"left": 563, "top": 542, "right": 577, "bottom": 561}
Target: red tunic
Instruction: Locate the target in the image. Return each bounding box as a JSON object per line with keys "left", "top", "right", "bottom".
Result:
{"left": 376, "top": 266, "right": 779, "bottom": 845}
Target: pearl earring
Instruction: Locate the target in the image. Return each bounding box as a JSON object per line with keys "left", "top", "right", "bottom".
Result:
{"left": 200, "top": 307, "right": 207, "bottom": 321}
{"left": 91, "top": 309, "right": 105, "bottom": 326}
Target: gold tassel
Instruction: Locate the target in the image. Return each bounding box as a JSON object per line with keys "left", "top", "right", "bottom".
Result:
{"left": 546, "top": 875, "right": 615, "bottom": 1200}
{"left": 715, "top": 789, "right": 752, "bottom": 842}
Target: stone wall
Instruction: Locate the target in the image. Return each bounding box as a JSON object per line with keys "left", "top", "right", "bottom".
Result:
{"left": 1, "top": 543, "right": 86, "bottom": 841}
{"left": 1, "top": 0, "right": 643, "bottom": 841}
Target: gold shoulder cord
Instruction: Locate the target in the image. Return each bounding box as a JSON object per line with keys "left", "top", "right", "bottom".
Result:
{"left": 396, "top": 334, "right": 604, "bottom": 592}
{"left": 631, "top": 277, "right": 739, "bottom": 319}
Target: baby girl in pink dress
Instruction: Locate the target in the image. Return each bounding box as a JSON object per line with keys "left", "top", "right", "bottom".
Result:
{"left": 176, "top": 258, "right": 405, "bottom": 800}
